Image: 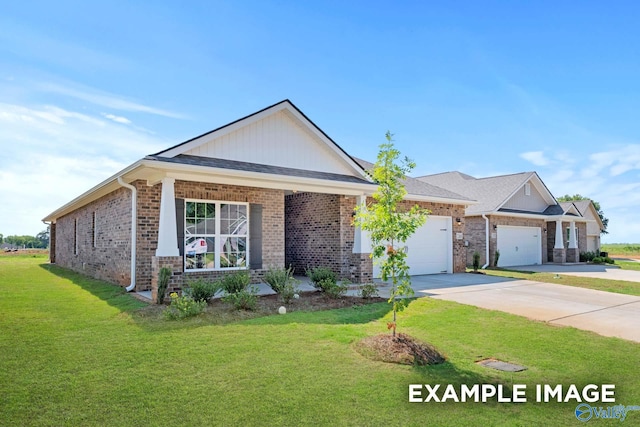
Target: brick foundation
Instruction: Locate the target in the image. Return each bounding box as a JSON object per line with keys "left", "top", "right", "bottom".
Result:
{"left": 566, "top": 248, "right": 579, "bottom": 263}
{"left": 151, "top": 256, "right": 183, "bottom": 303}
{"left": 553, "top": 248, "right": 566, "bottom": 263}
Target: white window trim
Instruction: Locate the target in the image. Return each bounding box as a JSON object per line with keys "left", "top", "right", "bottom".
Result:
{"left": 566, "top": 227, "right": 579, "bottom": 245}
{"left": 524, "top": 183, "right": 531, "bottom": 196}
{"left": 184, "top": 199, "right": 249, "bottom": 272}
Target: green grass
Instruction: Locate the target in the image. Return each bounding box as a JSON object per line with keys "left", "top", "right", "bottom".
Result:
{"left": 2, "top": 254, "right": 639, "bottom": 426}
{"left": 602, "top": 243, "right": 640, "bottom": 256}
{"left": 481, "top": 268, "right": 640, "bottom": 296}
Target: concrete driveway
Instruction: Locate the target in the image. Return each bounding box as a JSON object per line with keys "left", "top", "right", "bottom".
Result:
{"left": 508, "top": 263, "right": 640, "bottom": 283}
{"left": 393, "top": 273, "right": 640, "bottom": 343}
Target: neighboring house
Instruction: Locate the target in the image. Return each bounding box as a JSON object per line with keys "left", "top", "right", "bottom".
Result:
{"left": 560, "top": 200, "right": 604, "bottom": 253}
{"left": 43, "top": 100, "right": 472, "bottom": 299}
{"left": 418, "top": 171, "right": 588, "bottom": 267}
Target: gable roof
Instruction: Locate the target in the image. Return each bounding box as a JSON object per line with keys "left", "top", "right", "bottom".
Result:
{"left": 354, "top": 158, "right": 474, "bottom": 203}
{"left": 561, "top": 199, "right": 604, "bottom": 229}
{"left": 153, "top": 99, "right": 369, "bottom": 180}
{"left": 417, "top": 171, "right": 557, "bottom": 215}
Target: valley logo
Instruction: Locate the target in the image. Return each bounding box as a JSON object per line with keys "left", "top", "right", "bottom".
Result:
{"left": 575, "top": 403, "right": 640, "bottom": 423}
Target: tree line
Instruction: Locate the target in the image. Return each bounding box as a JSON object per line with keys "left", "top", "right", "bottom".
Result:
{"left": 0, "top": 230, "right": 49, "bottom": 249}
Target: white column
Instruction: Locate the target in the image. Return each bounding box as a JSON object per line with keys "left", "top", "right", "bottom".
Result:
{"left": 352, "top": 195, "right": 371, "bottom": 254}
{"left": 554, "top": 220, "right": 564, "bottom": 249}
{"left": 156, "top": 177, "right": 179, "bottom": 257}
{"left": 568, "top": 221, "right": 577, "bottom": 249}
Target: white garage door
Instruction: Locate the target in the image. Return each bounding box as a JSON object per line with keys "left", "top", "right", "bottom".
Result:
{"left": 496, "top": 225, "right": 541, "bottom": 267}
{"left": 373, "top": 216, "right": 452, "bottom": 278}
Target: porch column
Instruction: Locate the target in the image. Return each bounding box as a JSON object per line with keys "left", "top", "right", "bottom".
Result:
{"left": 156, "top": 177, "right": 179, "bottom": 257}
{"left": 352, "top": 195, "right": 371, "bottom": 254}
{"left": 568, "top": 221, "right": 577, "bottom": 249}
{"left": 566, "top": 220, "right": 579, "bottom": 262}
{"left": 553, "top": 219, "right": 566, "bottom": 263}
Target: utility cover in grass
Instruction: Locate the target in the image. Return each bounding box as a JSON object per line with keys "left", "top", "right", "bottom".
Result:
{"left": 476, "top": 358, "right": 527, "bottom": 372}
{"left": 355, "top": 333, "right": 446, "bottom": 366}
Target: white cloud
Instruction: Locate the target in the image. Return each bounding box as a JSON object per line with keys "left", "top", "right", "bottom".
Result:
{"left": 519, "top": 150, "right": 550, "bottom": 166}
{"left": 0, "top": 102, "right": 171, "bottom": 236}
{"left": 102, "top": 113, "right": 132, "bottom": 124}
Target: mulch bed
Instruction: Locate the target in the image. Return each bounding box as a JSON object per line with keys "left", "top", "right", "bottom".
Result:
{"left": 355, "top": 333, "right": 446, "bottom": 366}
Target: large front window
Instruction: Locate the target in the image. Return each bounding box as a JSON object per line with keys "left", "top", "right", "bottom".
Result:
{"left": 185, "top": 201, "right": 248, "bottom": 270}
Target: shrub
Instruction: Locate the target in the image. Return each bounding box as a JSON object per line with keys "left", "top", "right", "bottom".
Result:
{"left": 222, "top": 286, "right": 258, "bottom": 310}
{"left": 580, "top": 251, "right": 597, "bottom": 262}
{"left": 307, "top": 267, "right": 337, "bottom": 291}
{"left": 360, "top": 283, "right": 379, "bottom": 299}
{"left": 322, "top": 279, "right": 348, "bottom": 299}
{"left": 604, "top": 257, "right": 615, "bottom": 264}
{"left": 184, "top": 278, "right": 220, "bottom": 303}
{"left": 592, "top": 256, "right": 605, "bottom": 265}
{"left": 221, "top": 271, "right": 251, "bottom": 294}
{"left": 157, "top": 267, "right": 172, "bottom": 304}
{"left": 493, "top": 250, "right": 500, "bottom": 267}
{"left": 264, "top": 266, "right": 299, "bottom": 303}
{"left": 164, "top": 292, "right": 206, "bottom": 320}
{"left": 472, "top": 251, "right": 480, "bottom": 271}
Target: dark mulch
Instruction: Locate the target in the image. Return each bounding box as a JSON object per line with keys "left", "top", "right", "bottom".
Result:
{"left": 355, "top": 333, "right": 446, "bottom": 366}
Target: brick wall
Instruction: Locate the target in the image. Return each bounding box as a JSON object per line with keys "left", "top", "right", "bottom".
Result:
{"left": 54, "top": 187, "right": 132, "bottom": 286}
{"left": 135, "top": 180, "right": 285, "bottom": 290}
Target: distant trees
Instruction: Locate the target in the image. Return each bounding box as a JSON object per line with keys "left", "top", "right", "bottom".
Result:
{"left": 557, "top": 194, "right": 609, "bottom": 234}
{"left": 1, "top": 230, "right": 49, "bottom": 248}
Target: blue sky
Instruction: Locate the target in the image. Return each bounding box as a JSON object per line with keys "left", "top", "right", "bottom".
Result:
{"left": 1, "top": 1, "right": 639, "bottom": 243}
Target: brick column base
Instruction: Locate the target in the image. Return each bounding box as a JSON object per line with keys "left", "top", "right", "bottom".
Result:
{"left": 566, "top": 248, "right": 579, "bottom": 263}
{"left": 553, "top": 248, "right": 566, "bottom": 264}
{"left": 349, "top": 254, "right": 373, "bottom": 284}
{"left": 151, "top": 256, "right": 184, "bottom": 304}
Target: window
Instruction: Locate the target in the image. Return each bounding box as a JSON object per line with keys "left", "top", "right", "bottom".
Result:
{"left": 524, "top": 183, "right": 531, "bottom": 196}
{"left": 566, "top": 227, "right": 579, "bottom": 245}
{"left": 74, "top": 218, "right": 78, "bottom": 255}
{"left": 92, "top": 211, "right": 97, "bottom": 248}
{"left": 185, "top": 201, "right": 248, "bottom": 271}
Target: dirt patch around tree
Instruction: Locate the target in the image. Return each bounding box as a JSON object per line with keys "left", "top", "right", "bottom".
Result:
{"left": 355, "top": 333, "right": 446, "bottom": 366}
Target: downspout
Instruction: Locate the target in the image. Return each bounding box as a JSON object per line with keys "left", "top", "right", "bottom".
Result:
{"left": 481, "top": 214, "right": 490, "bottom": 269}
{"left": 117, "top": 177, "right": 137, "bottom": 292}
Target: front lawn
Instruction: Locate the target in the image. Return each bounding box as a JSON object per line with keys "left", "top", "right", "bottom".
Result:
{"left": 481, "top": 268, "right": 640, "bottom": 296}
{"left": 1, "top": 255, "right": 639, "bottom": 426}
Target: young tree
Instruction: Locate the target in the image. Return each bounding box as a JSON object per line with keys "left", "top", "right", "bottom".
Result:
{"left": 354, "top": 132, "right": 429, "bottom": 337}
{"left": 557, "top": 194, "right": 609, "bottom": 234}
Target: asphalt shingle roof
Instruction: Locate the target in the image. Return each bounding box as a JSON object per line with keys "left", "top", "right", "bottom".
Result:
{"left": 145, "top": 154, "right": 374, "bottom": 185}
{"left": 353, "top": 158, "right": 473, "bottom": 202}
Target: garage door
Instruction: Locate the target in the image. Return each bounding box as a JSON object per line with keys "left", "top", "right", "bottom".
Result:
{"left": 496, "top": 225, "right": 541, "bottom": 267}
{"left": 373, "top": 216, "right": 452, "bottom": 278}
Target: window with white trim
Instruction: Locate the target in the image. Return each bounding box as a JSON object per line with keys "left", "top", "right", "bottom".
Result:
{"left": 184, "top": 200, "right": 248, "bottom": 270}
{"left": 566, "top": 227, "right": 579, "bottom": 245}
{"left": 92, "top": 211, "right": 97, "bottom": 248}
{"left": 524, "top": 183, "right": 531, "bottom": 196}
{"left": 74, "top": 218, "right": 78, "bottom": 255}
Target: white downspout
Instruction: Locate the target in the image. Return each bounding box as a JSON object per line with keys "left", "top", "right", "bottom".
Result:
{"left": 118, "top": 177, "right": 137, "bottom": 292}
{"left": 482, "top": 214, "right": 490, "bottom": 269}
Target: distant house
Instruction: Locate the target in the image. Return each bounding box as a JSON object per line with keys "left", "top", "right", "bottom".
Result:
{"left": 560, "top": 200, "right": 604, "bottom": 253}
{"left": 43, "top": 100, "right": 472, "bottom": 299}
{"left": 418, "top": 171, "right": 588, "bottom": 267}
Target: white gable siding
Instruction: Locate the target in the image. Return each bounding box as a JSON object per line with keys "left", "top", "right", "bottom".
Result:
{"left": 184, "top": 110, "right": 354, "bottom": 176}
{"left": 502, "top": 181, "right": 548, "bottom": 212}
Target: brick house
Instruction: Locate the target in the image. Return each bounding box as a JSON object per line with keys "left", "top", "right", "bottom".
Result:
{"left": 418, "top": 171, "right": 589, "bottom": 267}
{"left": 43, "top": 100, "right": 473, "bottom": 299}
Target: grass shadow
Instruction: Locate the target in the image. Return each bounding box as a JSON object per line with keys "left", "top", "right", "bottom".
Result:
{"left": 39, "top": 263, "right": 146, "bottom": 313}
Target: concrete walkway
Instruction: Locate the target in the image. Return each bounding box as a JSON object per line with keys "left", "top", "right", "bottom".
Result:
{"left": 408, "top": 273, "right": 640, "bottom": 343}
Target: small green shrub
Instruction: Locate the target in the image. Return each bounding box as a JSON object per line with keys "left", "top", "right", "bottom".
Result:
{"left": 184, "top": 278, "right": 220, "bottom": 303}
{"left": 592, "top": 256, "right": 605, "bottom": 265}
{"left": 307, "top": 267, "right": 337, "bottom": 291}
{"left": 494, "top": 250, "right": 500, "bottom": 267}
{"left": 157, "top": 267, "right": 172, "bottom": 304}
{"left": 164, "top": 292, "right": 206, "bottom": 320}
{"left": 322, "top": 279, "right": 348, "bottom": 299}
{"left": 472, "top": 251, "right": 480, "bottom": 272}
{"left": 604, "top": 257, "right": 615, "bottom": 264}
{"left": 221, "top": 270, "right": 251, "bottom": 294}
{"left": 360, "top": 283, "right": 379, "bottom": 299}
{"left": 264, "top": 266, "right": 299, "bottom": 303}
{"left": 580, "top": 251, "right": 597, "bottom": 262}
{"left": 222, "top": 286, "right": 258, "bottom": 310}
